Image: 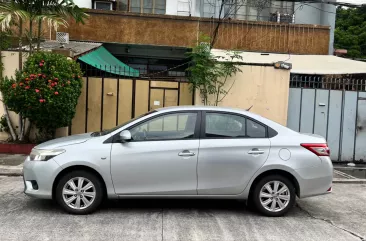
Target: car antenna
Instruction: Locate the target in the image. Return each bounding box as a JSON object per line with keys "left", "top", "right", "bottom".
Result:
{"left": 246, "top": 105, "right": 253, "bottom": 111}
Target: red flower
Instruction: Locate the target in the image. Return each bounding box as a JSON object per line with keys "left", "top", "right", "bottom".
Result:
{"left": 54, "top": 91, "right": 59, "bottom": 95}
{"left": 41, "top": 60, "right": 44, "bottom": 63}
{"left": 25, "top": 78, "right": 29, "bottom": 81}
{"left": 35, "top": 89, "right": 40, "bottom": 93}
{"left": 54, "top": 82, "right": 57, "bottom": 85}
{"left": 78, "top": 75, "right": 81, "bottom": 78}
{"left": 11, "top": 83, "right": 17, "bottom": 88}
{"left": 38, "top": 74, "right": 42, "bottom": 77}
{"left": 39, "top": 63, "right": 43, "bottom": 67}
{"left": 51, "top": 83, "right": 55, "bottom": 87}
{"left": 48, "top": 80, "right": 52, "bottom": 83}
{"left": 19, "top": 82, "right": 24, "bottom": 86}
{"left": 39, "top": 99, "right": 44, "bottom": 103}
{"left": 25, "top": 86, "right": 30, "bottom": 90}
{"left": 54, "top": 78, "right": 58, "bottom": 81}
{"left": 42, "top": 75, "right": 46, "bottom": 78}
{"left": 67, "top": 81, "right": 71, "bottom": 84}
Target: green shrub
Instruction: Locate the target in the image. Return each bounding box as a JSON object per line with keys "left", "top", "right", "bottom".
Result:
{"left": 0, "top": 52, "right": 83, "bottom": 137}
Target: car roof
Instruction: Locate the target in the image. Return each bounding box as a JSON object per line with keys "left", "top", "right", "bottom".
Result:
{"left": 157, "top": 105, "right": 256, "bottom": 118}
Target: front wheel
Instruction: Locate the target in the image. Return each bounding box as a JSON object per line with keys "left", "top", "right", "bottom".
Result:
{"left": 55, "top": 170, "right": 104, "bottom": 214}
{"left": 252, "top": 175, "right": 296, "bottom": 217}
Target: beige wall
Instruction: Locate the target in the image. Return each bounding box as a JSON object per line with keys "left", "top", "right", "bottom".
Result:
{"left": 195, "top": 65, "right": 290, "bottom": 125}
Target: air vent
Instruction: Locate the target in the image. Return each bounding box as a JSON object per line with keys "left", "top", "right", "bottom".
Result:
{"left": 56, "top": 32, "right": 69, "bottom": 45}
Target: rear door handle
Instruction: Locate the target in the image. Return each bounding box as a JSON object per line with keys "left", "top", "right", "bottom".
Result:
{"left": 178, "top": 150, "right": 195, "bottom": 157}
{"left": 248, "top": 148, "right": 265, "bottom": 155}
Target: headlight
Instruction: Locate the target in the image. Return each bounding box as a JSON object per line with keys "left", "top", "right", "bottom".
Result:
{"left": 29, "top": 149, "right": 65, "bottom": 161}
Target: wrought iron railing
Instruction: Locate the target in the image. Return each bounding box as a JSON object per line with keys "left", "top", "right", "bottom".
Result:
{"left": 290, "top": 75, "right": 366, "bottom": 91}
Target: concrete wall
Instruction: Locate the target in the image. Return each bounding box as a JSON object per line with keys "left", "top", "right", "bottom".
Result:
{"left": 195, "top": 65, "right": 290, "bottom": 126}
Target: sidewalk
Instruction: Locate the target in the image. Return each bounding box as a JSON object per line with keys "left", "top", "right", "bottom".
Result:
{"left": 0, "top": 154, "right": 366, "bottom": 183}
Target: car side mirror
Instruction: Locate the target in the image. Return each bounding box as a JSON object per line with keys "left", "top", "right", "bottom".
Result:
{"left": 119, "top": 130, "right": 132, "bottom": 143}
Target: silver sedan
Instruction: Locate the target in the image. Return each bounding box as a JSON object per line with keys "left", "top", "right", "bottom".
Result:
{"left": 23, "top": 106, "right": 333, "bottom": 216}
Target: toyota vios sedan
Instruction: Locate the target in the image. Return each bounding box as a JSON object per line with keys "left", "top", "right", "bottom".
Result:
{"left": 23, "top": 106, "right": 333, "bottom": 216}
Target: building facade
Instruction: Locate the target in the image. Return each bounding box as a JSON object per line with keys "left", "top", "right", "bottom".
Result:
{"left": 70, "top": 0, "right": 336, "bottom": 54}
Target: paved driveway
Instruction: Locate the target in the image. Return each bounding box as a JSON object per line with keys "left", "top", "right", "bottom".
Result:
{"left": 0, "top": 176, "right": 365, "bottom": 241}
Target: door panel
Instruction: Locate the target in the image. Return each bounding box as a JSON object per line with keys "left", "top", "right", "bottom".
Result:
{"left": 197, "top": 112, "right": 270, "bottom": 195}
{"left": 150, "top": 89, "right": 164, "bottom": 111}
{"left": 110, "top": 111, "right": 200, "bottom": 195}
{"left": 197, "top": 139, "right": 270, "bottom": 195}
{"left": 111, "top": 140, "right": 198, "bottom": 195}
{"left": 164, "top": 89, "right": 178, "bottom": 107}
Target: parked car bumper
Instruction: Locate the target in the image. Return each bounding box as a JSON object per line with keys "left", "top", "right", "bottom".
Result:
{"left": 23, "top": 157, "right": 62, "bottom": 199}
{"left": 295, "top": 156, "right": 333, "bottom": 198}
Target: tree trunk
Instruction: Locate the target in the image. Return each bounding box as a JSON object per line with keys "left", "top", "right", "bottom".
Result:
{"left": 25, "top": 120, "right": 32, "bottom": 141}
{"left": 37, "top": 19, "right": 42, "bottom": 50}
{"left": 2, "top": 103, "right": 17, "bottom": 141}
{"left": 29, "top": 20, "right": 33, "bottom": 55}
{"left": 0, "top": 32, "right": 3, "bottom": 79}
{"left": 18, "top": 19, "right": 23, "bottom": 71}
{"left": 19, "top": 117, "right": 26, "bottom": 141}
{"left": 18, "top": 115, "right": 23, "bottom": 140}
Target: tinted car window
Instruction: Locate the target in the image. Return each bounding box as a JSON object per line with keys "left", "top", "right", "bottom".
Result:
{"left": 205, "top": 113, "right": 246, "bottom": 138}
{"left": 246, "top": 119, "right": 266, "bottom": 138}
{"left": 130, "top": 112, "right": 197, "bottom": 141}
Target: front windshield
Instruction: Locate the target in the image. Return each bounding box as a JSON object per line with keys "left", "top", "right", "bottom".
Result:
{"left": 92, "top": 110, "right": 157, "bottom": 136}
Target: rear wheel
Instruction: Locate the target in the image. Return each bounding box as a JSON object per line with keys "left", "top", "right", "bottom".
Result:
{"left": 252, "top": 175, "right": 296, "bottom": 217}
{"left": 55, "top": 170, "right": 104, "bottom": 214}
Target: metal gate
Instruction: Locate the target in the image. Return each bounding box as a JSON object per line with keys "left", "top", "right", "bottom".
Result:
{"left": 287, "top": 76, "right": 366, "bottom": 162}
{"left": 70, "top": 78, "right": 193, "bottom": 135}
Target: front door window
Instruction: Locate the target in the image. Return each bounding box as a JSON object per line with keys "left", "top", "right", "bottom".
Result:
{"left": 130, "top": 112, "right": 197, "bottom": 141}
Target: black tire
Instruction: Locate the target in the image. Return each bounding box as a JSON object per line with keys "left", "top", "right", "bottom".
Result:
{"left": 252, "top": 175, "right": 296, "bottom": 217}
{"left": 55, "top": 170, "right": 104, "bottom": 215}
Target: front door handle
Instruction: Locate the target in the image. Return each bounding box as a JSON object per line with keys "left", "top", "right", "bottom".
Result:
{"left": 178, "top": 150, "right": 195, "bottom": 157}
{"left": 248, "top": 148, "right": 265, "bottom": 155}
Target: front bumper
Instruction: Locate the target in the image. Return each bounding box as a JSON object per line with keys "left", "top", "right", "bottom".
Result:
{"left": 23, "top": 157, "right": 62, "bottom": 199}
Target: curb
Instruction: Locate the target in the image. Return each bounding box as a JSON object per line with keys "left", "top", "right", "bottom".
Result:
{"left": 333, "top": 178, "right": 366, "bottom": 184}
{"left": 0, "top": 165, "right": 23, "bottom": 176}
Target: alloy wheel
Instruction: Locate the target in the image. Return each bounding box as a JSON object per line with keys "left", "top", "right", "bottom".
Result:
{"left": 62, "top": 177, "right": 96, "bottom": 210}
{"left": 259, "top": 180, "right": 290, "bottom": 212}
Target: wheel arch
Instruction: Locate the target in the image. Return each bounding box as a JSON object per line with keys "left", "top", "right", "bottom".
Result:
{"left": 52, "top": 165, "right": 107, "bottom": 199}
{"left": 248, "top": 169, "right": 300, "bottom": 199}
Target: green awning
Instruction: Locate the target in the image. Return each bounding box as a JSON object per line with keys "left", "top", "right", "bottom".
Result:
{"left": 78, "top": 46, "right": 139, "bottom": 77}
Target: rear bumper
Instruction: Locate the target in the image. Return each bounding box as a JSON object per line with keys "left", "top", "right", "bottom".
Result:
{"left": 23, "top": 157, "right": 62, "bottom": 199}
{"left": 295, "top": 156, "right": 333, "bottom": 198}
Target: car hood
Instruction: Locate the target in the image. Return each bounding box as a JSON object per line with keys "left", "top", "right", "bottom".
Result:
{"left": 35, "top": 133, "right": 93, "bottom": 149}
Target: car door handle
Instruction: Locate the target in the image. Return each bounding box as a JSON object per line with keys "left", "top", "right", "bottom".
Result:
{"left": 248, "top": 148, "right": 265, "bottom": 155}
{"left": 178, "top": 150, "right": 195, "bottom": 157}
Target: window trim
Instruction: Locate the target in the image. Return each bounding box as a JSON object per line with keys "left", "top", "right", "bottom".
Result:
{"left": 200, "top": 111, "right": 270, "bottom": 139}
{"left": 112, "top": 110, "right": 201, "bottom": 143}
{"left": 94, "top": 1, "right": 113, "bottom": 10}
{"left": 129, "top": 0, "right": 166, "bottom": 14}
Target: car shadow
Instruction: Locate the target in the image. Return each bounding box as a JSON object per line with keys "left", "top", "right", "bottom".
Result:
{"left": 26, "top": 197, "right": 258, "bottom": 215}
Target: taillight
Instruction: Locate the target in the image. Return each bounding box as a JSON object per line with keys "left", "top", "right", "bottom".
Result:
{"left": 301, "top": 143, "right": 330, "bottom": 156}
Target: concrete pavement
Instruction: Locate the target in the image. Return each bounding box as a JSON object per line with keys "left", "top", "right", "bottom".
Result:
{"left": 0, "top": 176, "right": 365, "bottom": 241}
